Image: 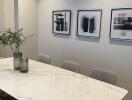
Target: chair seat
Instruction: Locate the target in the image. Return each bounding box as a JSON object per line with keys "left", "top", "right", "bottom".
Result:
{"left": 62, "top": 60, "right": 80, "bottom": 73}
{"left": 90, "top": 68, "right": 117, "bottom": 85}
{"left": 38, "top": 54, "right": 51, "bottom": 64}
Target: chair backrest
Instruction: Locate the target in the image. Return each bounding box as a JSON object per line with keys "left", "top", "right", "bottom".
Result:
{"left": 90, "top": 68, "right": 117, "bottom": 85}
{"left": 38, "top": 54, "right": 51, "bottom": 64}
{"left": 62, "top": 60, "right": 80, "bottom": 73}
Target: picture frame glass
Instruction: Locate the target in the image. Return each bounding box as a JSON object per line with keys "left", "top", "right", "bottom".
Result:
{"left": 110, "top": 9, "right": 132, "bottom": 40}
{"left": 53, "top": 11, "right": 71, "bottom": 35}
{"left": 77, "top": 10, "right": 102, "bottom": 38}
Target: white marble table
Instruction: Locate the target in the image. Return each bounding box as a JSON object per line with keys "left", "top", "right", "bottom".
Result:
{"left": 0, "top": 58, "right": 128, "bottom": 100}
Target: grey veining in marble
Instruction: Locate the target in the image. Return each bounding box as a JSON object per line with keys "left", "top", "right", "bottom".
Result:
{"left": 0, "top": 58, "right": 128, "bottom": 100}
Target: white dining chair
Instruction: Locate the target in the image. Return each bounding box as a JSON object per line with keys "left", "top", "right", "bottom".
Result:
{"left": 62, "top": 60, "right": 80, "bottom": 73}
{"left": 38, "top": 54, "right": 51, "bottom": 64}
{"left": 90, "top": 68, "right": 117, "bottom": 85}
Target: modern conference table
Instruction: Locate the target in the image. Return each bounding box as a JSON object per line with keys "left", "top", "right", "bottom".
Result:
{"left": 0, "top": 58, "right": 128, "bottom": 100}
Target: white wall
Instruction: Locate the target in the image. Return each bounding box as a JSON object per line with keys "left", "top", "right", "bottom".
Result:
{"left": 0, "top": 0, "right": 5, "bottom": 57}
{"left": 18, "top": 0, "right": 38, "bottom": 60}
{"left": 38, "top": 0, "right": 132, "bottom": 99}
{"left": 0, "top": 0, "right": 15, "bottom": 57}
{"left": 0, "top": 0, "right": 39, "bottom": 59}
{"left": 0, "top": 0, "right": 5, "bottom": 31}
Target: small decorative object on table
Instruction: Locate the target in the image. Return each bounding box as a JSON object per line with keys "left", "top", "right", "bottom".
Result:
{"left": 13, "top": 52, "right": 22, "bottom": 70}
{"left": 0, "top": 28, "right": 33, "bottom": 71}
{"left": 20, "top": 57, "right": 29, "bottom": 73}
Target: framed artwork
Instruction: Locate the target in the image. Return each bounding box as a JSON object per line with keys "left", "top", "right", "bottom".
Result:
{"left": 52, "top": 10, "right": 71, "bottom": 35}
{"left": 77, "top": 10, "right": 102, "bottom": 38}
{"left": 110, "top": 8, "right": 132, "bottom": 41}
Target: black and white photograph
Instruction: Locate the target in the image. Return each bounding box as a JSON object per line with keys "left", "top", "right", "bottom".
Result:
{"left": 110, "top": 8, "right": 132, "bottom": 40}
{"left": 77, "top": 10, "right": 102, "bottom": 38}
{"left": 52, "top": 10, "right": 71, "bottom": 35}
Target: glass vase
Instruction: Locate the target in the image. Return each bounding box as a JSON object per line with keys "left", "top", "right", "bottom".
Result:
{"left": 20, "top": 58, "right": 29, "bottom": 73}
{"left": 13, "top": 52, "right": 22, "bottom": 70}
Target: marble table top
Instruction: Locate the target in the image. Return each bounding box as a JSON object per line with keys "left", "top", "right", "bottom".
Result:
{"left": 0, "top": 58, "right": 128, "bottom": 100}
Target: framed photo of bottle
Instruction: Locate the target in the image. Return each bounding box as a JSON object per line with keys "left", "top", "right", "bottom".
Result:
{"left": 77, "top": 10, "right": 102, "bottom": 38}
{"left": 52, "top": 10, "right": 71, "bottom": 35}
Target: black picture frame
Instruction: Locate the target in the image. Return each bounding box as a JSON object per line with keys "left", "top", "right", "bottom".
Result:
{"left": 77, "top": 10, "right": 102, "bottom": 39}
{"left": 52, "top": 10, "right": 71, "bottom": 35}
{"left": 110, "top": 8, "right": 132, "bottom": 41}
